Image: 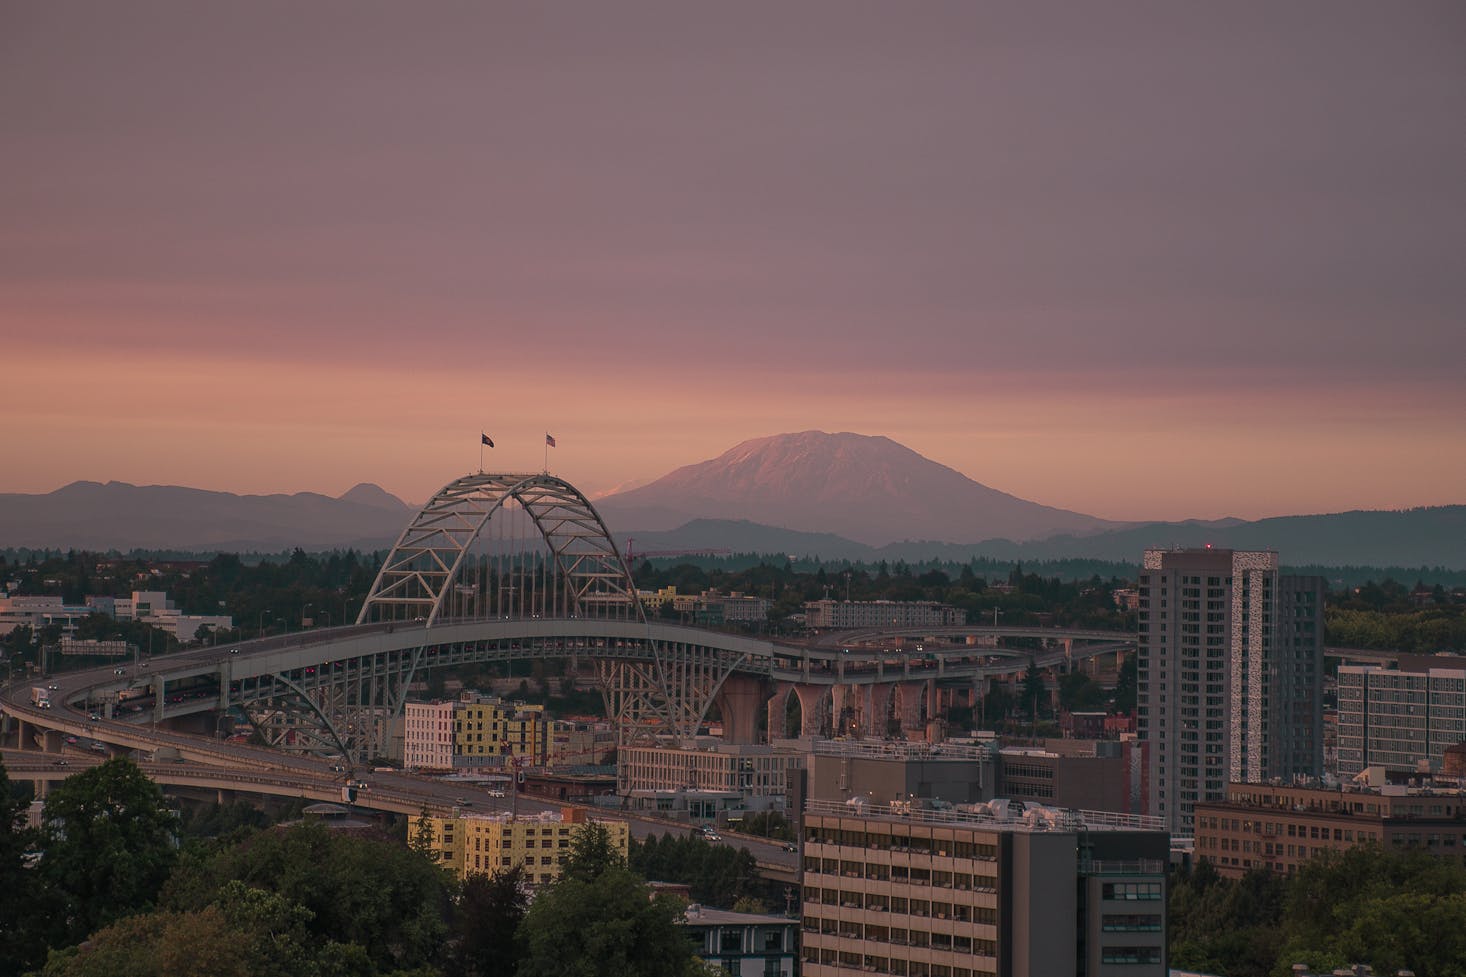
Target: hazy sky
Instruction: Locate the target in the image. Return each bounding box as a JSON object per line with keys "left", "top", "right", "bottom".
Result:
{"left": 3, "top": 2, "right": 1463, "bottom": 521}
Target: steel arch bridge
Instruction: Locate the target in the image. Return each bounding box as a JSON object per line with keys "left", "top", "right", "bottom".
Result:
{"left": 11, "top": 472, "right": 1137, "bottom": 765}
{"left": 266, "top": 471, "right": 754, "bottom": 760}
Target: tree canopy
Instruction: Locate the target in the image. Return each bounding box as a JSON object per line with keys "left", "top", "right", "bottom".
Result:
{"left": 40, "top": 757, "right": 179, "bottom": 942}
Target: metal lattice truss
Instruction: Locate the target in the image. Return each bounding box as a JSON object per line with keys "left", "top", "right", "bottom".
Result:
{"left": 345, "top": 472, "right": 746, "bottom": 747}
{"left": 358, "top": 472, "right": 642, "bottom": 627}
{"left": 235, "top": 647, "right": 426, "bottom": 763}
{"left": 595, "top": 637, "right": 751, "bottom": 745}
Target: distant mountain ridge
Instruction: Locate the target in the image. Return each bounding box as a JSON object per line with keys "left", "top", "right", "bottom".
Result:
{"left": 595, "top": 431, "right": 1121, "bottom": 546}
{"left": 616, "top": 507, "right": 1466, "bottom": 570}
{"left": 0, "top": 480, "right": 409, "bottom": 551}
{"left": 3, "top": 431, "right": 1461, "bottom": 568}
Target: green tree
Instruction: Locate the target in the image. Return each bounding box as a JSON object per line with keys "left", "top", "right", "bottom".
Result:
{"left": 563, "top": 821, "right": 624, "bottom": 883}
{"left": 162, "top": 820, "right": 450, "bottom": 975}
{"left": 41, "top": 757, "right": 179, "bottom": 941}
{"left": 517, "top": 864, "right": 693, "bottom": 977}
{"left": 0, "top": 759, "right": 57, "bottom": 974}
{"left": 37, "top": 882, "right": 366, "bottom": 977}
{"left": 981, "top": 686, "right": 1013, "bottom": 729}
{"left": 445, "top": 865, "right": 528, "bottom": 977}
{"left": 1111, "top": 655, "right": 1137, "bottom": 714}
{"left": 411, "top": 804, "right": 436, "bottom": 856}
{"left": 1021, "top": 660, "right": 1045, "bottom": 722}
{"left": 1058, "top": 670, "right": 1106, "bottom": 712}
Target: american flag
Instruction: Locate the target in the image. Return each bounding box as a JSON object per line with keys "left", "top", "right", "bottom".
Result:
{"left": 545, "top": 433, "right": 557, "bottom": 448}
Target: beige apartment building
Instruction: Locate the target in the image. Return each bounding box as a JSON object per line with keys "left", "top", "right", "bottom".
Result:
{"left": 619, "top": 739, "right": 797, "bottom": 818}
{"left": 421, "top": 806, "right": 629, "bottom": 885}
{"left": 1193, "top": 778, "right": 1466, "bottom": 878}
{"left": 801, "top": 800, "right": 1168, "bottom": 977}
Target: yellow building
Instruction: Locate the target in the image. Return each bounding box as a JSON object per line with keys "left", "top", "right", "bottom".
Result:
{"left": 454, "top": 696, "right": 546, "bottom": 764}
{"left": 423, "top": 806, "right": 630, "bottom": 885}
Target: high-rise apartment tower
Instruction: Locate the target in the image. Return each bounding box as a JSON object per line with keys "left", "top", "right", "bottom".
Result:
{"left": 1137, "top": 548, "right": 1324, "bottom": 835}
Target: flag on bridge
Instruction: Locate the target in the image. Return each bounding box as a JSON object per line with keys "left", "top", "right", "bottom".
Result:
{"left": 481, "top": 433, "right": 494, "bottom": 448}
{"left": 545, "top": 433, "right": 557, "bottom": 448}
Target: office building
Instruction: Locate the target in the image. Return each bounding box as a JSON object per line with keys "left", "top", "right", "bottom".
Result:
{"left": 619, "top": 738, "right": 797, "bottom": 820}
{"left": 803, "top": 600, "right": 966, "bottom": 630}
{"left": 1137, "top": 548, "right": 1324, "bottom": 835}
{"left": 800, "top": 799, "right": 1168, "bottom": 977}
{"left": 682, "top": 905, "right": 800, "bottom": 977}
{"left": 1337, "top": 655, "right": 1466, "bottom": 778}
{"left": 420, "top": 806, "right": 629, "bottom": 885}
{"left": 1194, "top": 777, "right": 1466, "bottom": 878}
{"left": 804, "top": 738, "right": 996, "bottom": 808}
{"left": 996, "top": 739, "right": 1149, "bottom": 816}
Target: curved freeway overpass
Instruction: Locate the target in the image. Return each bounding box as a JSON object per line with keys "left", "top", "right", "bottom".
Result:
{"left": 0, "top": 470, "right": 1132, "bottom": 762}
{"left": 1, "top": 616, "right": 1130, "bottom": 764}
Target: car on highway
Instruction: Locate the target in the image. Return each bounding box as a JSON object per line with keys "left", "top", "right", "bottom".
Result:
{"left": 455, "top": 796, "right": 473, "bottom": 807}
{"left": 487, "top": 788, "right": 506, "bottom": 798}
{"left": 329, "top": 764, "right": 346, "bottom": 773}
{"left": 781, "top": 843, "right": 798, "bottom": 853}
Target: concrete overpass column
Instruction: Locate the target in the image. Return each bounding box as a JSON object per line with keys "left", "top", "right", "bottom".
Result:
{"left": 866, "top": 684, "right": 894, "bottom": 739}
{"left": 767, "top": 683, "right": 796, "bottom": 740}
{"left": 42, "top": 729, "right": 63, "bottom": 754}
{"left": 714, "top": 674, "right": 766, "bottom": 745}
{"left": 899, "top": 679, "right": 937, "bottom": 742}
{"left": 830, "top": 685, "right": 852, "bottom": 738}
{"left": 793, "top": 685, "right": 830, "bottom": 738}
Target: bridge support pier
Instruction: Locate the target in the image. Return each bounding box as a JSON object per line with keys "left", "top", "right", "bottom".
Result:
{"left": 793, "top": 685, "right": 830, "bottom": 738}
{"left": 865, "top": 684, "right": 894, "bottom": 739}
{"left": 41, "top": 729, "right": 62, "bottom": 754}
{"left": 766, "top": 684, "right": 794, "bottom": 741}
{"left": 713, "top": 674, "right": 766, "bottom": 745}
{"left": 898, "top": 679, "right": 936, "bottom": 742}
{"left": 831, "top": 686, "right": 852, "bottom": 738}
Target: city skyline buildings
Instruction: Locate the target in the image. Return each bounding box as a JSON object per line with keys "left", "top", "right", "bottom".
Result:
{"left": 3, "top": 4, "right": 1463, "bottom": 522}
{"left": 1137, "top": 548, "right": 1325, "bottom": 836}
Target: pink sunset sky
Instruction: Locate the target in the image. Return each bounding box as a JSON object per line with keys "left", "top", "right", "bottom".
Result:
{"left": 3, "top": 3, "right": 1463, "bottom": 522}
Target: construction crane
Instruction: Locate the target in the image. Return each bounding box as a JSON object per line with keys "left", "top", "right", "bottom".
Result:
{"left": 623, "top": 538, "right": 731, "bottom": 564}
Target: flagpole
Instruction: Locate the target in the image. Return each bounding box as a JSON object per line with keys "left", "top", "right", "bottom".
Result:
{"left": 543, "top": 435, "right": 548, "bottom": 474}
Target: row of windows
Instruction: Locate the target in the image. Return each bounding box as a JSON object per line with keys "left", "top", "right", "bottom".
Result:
{"left": 1101, "top": 882, "right": 1162, "bottom": 901}
{"left": 806, "top": 918, "right": 996, "bottom": 955}
{"left": 1101, "top": 913, "right": 1162, "bottom": 932}
{"left": 803, "top": 888, "right": 998, "bottom": 921}
{"left": 801, "top": 946, "right": 994, "bottom": 977}
{"left": 1102, "top": 947, "right": 1163, "bottom": 964}
{"left": 804, "top": 860, "right": 997, "bottom": 891}
{"left": 805, "top": 830, "right": 997, "bottom": 860}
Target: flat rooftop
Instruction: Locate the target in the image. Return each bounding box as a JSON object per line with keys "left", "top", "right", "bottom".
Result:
{"left": 805, "top": 797, "right": 1165, "bottom": 834}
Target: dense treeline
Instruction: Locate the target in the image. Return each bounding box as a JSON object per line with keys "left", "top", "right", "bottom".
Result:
{"left": 630, "top": 832, "right": 784, "bottom": 911}
{"left": 4, "top": 551, "right": 1464, "bottom": 670}
{"left": 1169, "top": 848, "right": 1466, "bottom": 977}
{"left": 2, "top": 757, "right": 735, "bottom": 976}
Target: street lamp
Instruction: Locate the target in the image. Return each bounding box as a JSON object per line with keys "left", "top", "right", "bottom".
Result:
{"left": 258, "top": 609, "right": 272, "bottom": 637}
{"left": 302, "top": 603, "right": 314, "bottom": 629}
